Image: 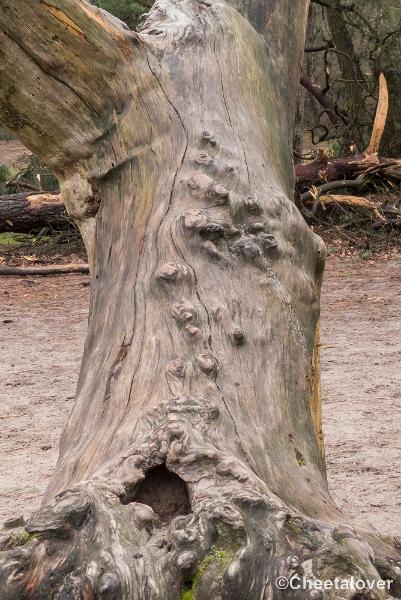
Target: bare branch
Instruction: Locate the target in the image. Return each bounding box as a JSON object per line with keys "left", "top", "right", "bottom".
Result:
{"left": 301, "top": 74, "right": 347, "bottom": 125}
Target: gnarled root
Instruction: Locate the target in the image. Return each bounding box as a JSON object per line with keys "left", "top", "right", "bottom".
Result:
{"left": 1, "top": 482, "right": 401, "bottom": 599}
{"left": 1, "top": 398, "right": 401, "bottom": 599}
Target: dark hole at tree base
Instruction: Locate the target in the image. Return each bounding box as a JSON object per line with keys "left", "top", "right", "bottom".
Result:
{"left": 124, "top": 463, "right": 191, "bottom": 523}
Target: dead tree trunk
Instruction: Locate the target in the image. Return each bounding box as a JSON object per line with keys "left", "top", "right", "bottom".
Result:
{"left": 0, "top": 1, "right": 400, "bottom": 598}
{"left": 0, "top": 192, "right": 65, "bottom": 232}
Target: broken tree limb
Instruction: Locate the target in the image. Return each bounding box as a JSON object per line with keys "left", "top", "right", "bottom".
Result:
{"left": 366, "top": 73, "right": 389, "bottom": 155}
{"left": 308, "top": 194, "right": 385, "bottom": 221}
{"left": 0, "top": 192, "right": 66, "bottom": 233}
{"left": 0, "top": 263, "right": 89, "bottom": 276}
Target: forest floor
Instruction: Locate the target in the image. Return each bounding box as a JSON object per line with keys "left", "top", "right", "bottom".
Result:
{"left": 0, "top": 254, "right": 401, "bottom": 537}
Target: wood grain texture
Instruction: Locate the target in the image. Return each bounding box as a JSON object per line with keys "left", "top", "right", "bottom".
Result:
{"left": 0, "top": 1, "right": 400, "bottom": 599}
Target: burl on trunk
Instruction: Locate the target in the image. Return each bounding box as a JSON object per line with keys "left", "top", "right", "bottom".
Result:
{"left": 0, "top": 1, "right": 400, "bottom": 598}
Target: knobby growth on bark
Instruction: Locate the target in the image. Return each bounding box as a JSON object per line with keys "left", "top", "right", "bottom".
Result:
{"left": 0, "top": 1, "right": 400, "bottom": 598}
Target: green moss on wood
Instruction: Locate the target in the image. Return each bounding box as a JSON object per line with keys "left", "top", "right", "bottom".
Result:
{"left": 0, "top": 529, "right": 39, "bottom": 551}
{"left": 181, "top": 547, "right": 234, "bottom": 600}
{"left": 181, "top": 525, "right": 243, "bottom": 600}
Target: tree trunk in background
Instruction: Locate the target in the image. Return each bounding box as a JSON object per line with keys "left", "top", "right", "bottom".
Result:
{"left": 299, "top": 3, "right": 316, "bottom": 152}
{"left": 293, "top": 90, "right": 306, "bottom": 161}
{"left": 325, "top": 0, "right": 367, "bottom": 149}
{"left": 292, "top": 2, "right": 313, "bottom": 160}
{"left": 0, "top": 1, "right": 400, "bottom": 598}
{"left": 378, "top": 67, "right": 401, "bottom": 157}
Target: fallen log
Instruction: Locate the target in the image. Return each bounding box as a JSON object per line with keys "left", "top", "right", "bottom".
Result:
{"left": 296, "top": 152, "right": 401, "bottom": 187}
{"left": 0, "top": 263, "right": 89, "bottom": 276}
{"left": 0, "top": 191, "right": 66, "bottom": 233}
{"left": 296, "top": 152, "right": 370, "bottom": 185}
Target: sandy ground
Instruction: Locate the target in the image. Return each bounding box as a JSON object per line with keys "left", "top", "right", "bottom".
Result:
{"left": 0, "top": 275, "right": 89, "bottom": 520}
{"left": 0, "top": 256, "right": 400, "bottom": 537}
{"left": 0, "top": 139, "right": 31, "bottom": 167}
{"left": 321, "top": 255, "right": 401, "bottom": 536}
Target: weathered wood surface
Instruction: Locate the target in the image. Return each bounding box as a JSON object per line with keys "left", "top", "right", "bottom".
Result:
{"left": 0, "top": 1, "right": 400, "bottom": 599}
{"left": 0, "top": 192, "right": 64, "bottom": 232}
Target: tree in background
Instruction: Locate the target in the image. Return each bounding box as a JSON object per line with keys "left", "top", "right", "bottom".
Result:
{"left": 92, "top": 0, "right": 147, "bottom": 29}
{"left": 303, "top": 0, "right": 401, "bottom": 156}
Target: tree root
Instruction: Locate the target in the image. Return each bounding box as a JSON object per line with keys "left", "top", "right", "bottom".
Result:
{"left": 1, "top": 486, "right": 400, "bottom": 599}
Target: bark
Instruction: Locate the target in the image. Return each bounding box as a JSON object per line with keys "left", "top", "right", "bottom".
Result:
{"left": 0, "top": 192, "right": 65, "bottom": 232}
{"left": 0, "top": 1, "right": 400, "bottom": 599}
